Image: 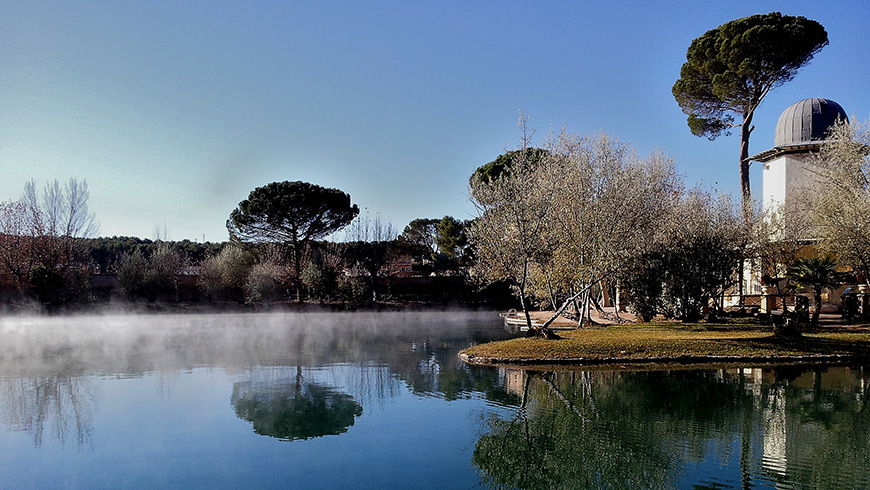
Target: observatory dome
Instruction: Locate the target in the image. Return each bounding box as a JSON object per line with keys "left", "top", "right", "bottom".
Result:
{"left": 774, "top": 98, "right": 848, "bottom": 147}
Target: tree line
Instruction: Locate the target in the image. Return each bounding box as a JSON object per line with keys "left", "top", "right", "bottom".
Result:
{"left": 2, "top": 116, "right": 867, "bottom": 322}
{"left": 0, "top": 179, "right": 498, "bottom": 309}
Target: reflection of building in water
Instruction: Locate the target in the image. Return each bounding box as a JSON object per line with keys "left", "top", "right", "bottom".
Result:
{"left": 499, "top": 368, "right": 527, "bottom": 398}
{"left": 737, "top": 366, "right": 869, "bottom": 481}
{"left": 739, "top": 368, "right": 788, "bottom": 475}
{"left": 762, "top": 385, "right": 788, "bottom": 476}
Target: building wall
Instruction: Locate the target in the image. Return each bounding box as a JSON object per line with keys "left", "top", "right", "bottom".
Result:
{"left": 762, "top": 154, "right": 818, "bottom": 216}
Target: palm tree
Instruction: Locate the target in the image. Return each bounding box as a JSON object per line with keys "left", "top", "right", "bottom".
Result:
{"left": 786, "top": 255, "right": 840, "bottom": 329}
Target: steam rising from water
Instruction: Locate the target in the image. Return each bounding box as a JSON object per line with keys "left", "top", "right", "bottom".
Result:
{"left": 0, "top": 310, "right": 499, "bottom": 376}
{"left": 0, "top": 310, "right": 509, "bottom": 451}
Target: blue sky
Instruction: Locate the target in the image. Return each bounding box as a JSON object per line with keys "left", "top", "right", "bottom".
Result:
{"left": 1, "top": 1, "right": 868, "bottom": 242}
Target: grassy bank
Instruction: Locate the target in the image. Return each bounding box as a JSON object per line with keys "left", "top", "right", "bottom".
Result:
{"left": 460, "top": 321, "right": 870, "bottom": 366}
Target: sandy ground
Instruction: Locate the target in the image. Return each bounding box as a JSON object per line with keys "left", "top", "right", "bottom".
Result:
{"left": 517, "top": 308, "right": 637, "bottom": 328}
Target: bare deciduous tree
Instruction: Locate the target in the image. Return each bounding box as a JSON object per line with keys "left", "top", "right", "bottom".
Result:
{"left": 0, "top": 179, "right": 97, "bottom": 299}
{"left": 752, "top": 192, "right": 816, "bottom": 311}
{"left": 470, "top": 117, "right": 681, "bottom": 335}
{"left": 809, "top": 119, "right": 870, "bottom": 285}
{"left": 470, "top": 115, "right": 557, "bottom": 331}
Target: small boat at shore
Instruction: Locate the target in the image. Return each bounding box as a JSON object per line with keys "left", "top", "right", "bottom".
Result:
{"left": 500, "top": 309, "right": 576, "bottom": 332}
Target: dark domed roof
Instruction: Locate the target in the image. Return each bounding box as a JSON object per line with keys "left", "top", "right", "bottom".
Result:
{"left": 774, "top": 98, "right": 848, "bottom": 147}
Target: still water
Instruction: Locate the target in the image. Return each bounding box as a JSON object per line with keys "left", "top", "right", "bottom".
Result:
{"left": 0, "top": 311, "right": 867, "bottom": 489}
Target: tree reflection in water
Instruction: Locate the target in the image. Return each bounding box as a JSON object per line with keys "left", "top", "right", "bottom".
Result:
{"left": 231, "top": 366, "right": 363, "bottom": 441}
{"left": 473, "top": 366, "right": 870, "bottom": 490}
{"left": 0, "top": 373, "right": 95, "bottom": 448}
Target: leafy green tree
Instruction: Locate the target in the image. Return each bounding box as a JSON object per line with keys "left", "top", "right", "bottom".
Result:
{"left": 397, "top": 218, "right": 440, "bottom": 261}
{"left": 244, "top": 261, "right": 285, "bottom": 305}
{"left": 336, "top": 273, "right": 372, "bottom": 307}
{"left": 470, "top": 121, "right": 558, "bottom": 331}
{"left": 342, "top": 240, "right": 394, "bottom": 301}
{"left": 300, "top": 260, "right": 335, "bottom": 302}
{"left": 299, "top": 241, "right": 342, "bottom": 302}
{"left": 115, "top": 250, "right": 149, "bottom": 299}
{"left": 619, "top": 251, "right": 665, "bottom": 322}
{"left": 469, "top": 147, "right": 549, "bottom": 187}
{"left": 787, "top": 255, "right": 840, "bottom": 329}
{"left": 227, "top": 181, "right": 359, "bottom": 300}
{"left": 672, "top": 12, "right": 827, "bottom": 212}
{"left": 114, "top": 243, "right": 188, "bottom": 301}
{"left": 617, "top": 191, "right": 742, "bottom": 322}
{"left": 146, "top": 242, "right": 187, "bottom": 302}
{"left": 198, "top": 243, "right": 253, "bottom": 303}
{"left": 435, "top": 216, "right": 468, "bottom": 260}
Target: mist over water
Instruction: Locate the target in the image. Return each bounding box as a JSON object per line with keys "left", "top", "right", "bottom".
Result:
{"left": 0, "top": 310, "right": 499, "bottom": 376}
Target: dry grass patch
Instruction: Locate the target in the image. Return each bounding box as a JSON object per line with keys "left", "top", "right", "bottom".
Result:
{"left": 461, "top": 323, "right": 870, "bottom": 365}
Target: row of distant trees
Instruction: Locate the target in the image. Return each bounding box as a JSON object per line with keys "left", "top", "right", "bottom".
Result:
{"left": 0, "top": 178, "right": 492, "bottom": 308}
{"left": 2, "top": 115, "right": 866, "bottom": 319}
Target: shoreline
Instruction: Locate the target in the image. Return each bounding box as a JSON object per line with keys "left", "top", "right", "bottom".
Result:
{"left": 459, "top": 319, "right": 870, "bottom": 368}
{"left": 459, "top": 351, "right": 870, "bottom": 368}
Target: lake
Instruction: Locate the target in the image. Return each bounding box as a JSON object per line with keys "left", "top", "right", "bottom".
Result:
{"left": 0, "top": 311, "right": 867, "bottom": 489}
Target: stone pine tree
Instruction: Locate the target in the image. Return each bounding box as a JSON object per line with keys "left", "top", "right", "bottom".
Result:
{"left": 227, "top": 181, "right": 359, "bottom": 301}
{"left": 672, "top": 12, "right": 827, "bottom": 215}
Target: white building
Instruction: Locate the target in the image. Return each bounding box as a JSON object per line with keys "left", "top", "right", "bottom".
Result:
{"left": 752, "top": 97, "right": 848, "bottom": 217}
{"left": 739, "top": 98, "right": 850, "bottom": 310}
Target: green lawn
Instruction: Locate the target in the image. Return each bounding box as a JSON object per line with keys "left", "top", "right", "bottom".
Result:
{"left": 460, "top": 321, "right": 870, "bottom": 366}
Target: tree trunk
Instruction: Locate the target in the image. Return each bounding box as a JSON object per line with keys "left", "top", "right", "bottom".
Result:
{"left": 583, "top": 288, "right": 594, "bottom": 326}
{"left": 739, "top": 110, "right": 754, "bottom": 221}
{"left": 519, "top": 292, "right": 534, "bottom": 333}
{"left": 812, "top": 287, "right": 822, "bottom": 327}
{"left": 569, "top": 286, "right": 581, "bottom": 325}
{"left": 538, "top": 278, "right": 600, "bottom": 332}
{"left": 369, "top": 266, "right": 381, "bottom": 302}
{"left": 293, "top": 240, "right": 302, "bottom": 303}
{"left": 518, "top": 267, "right": 533, "bottom": 331}
{"left": 737, "top": 111, "right": 753, "bottom": 311}
{"left": 545, "top": 275, "right": 558, "bottom": 311}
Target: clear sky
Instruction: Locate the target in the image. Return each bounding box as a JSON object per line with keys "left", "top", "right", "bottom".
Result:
{"left": 1, "top": 1, "right": 868, "bottom": 242}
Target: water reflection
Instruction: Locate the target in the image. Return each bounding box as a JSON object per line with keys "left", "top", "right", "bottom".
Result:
{"left": 2, "top": 312, "right": 868, "bottom": 489}
{"left": 231, "top": 366, "right": 363, "bottom": 441}
{"left": 0, "top": 373, "right": 95, "bottom": 448}
{"left": 474, "top": 366, "right": 870, "bottom": 490}
{"left": 0, "top": 311, "right": 514, "bottom": 450}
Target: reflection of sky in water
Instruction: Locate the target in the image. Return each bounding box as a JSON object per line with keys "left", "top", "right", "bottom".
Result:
{"left": 1, "top": 364, "right": 515, "bottom": 489}
{"left": 0, "top": 312, "right": 517, "bottom": 489}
